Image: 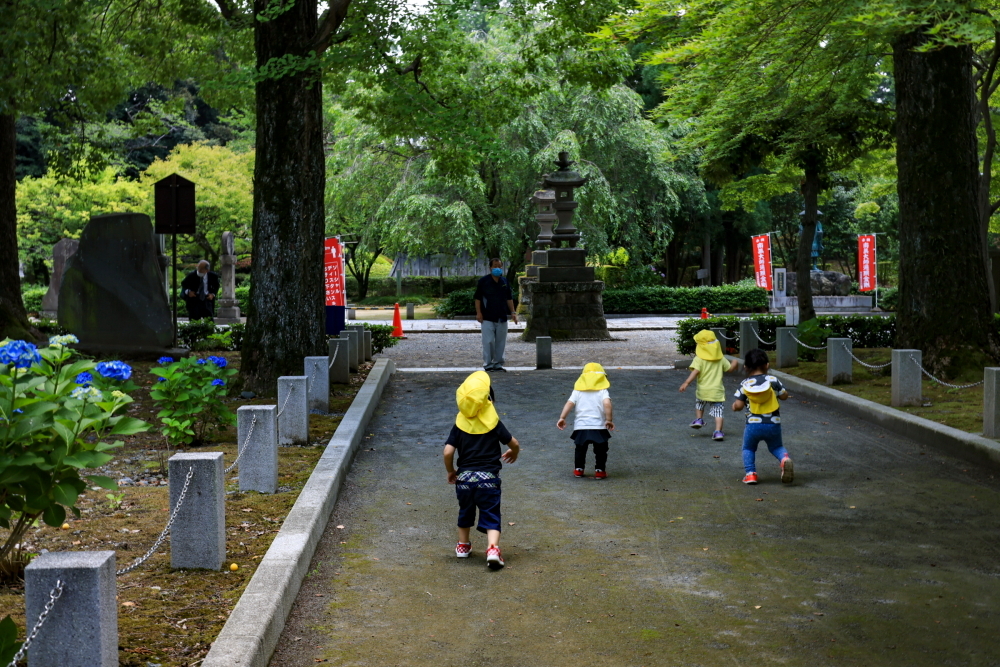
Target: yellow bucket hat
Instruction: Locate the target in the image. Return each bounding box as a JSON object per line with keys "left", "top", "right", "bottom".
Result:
{"left": 694, "top": 329, "right": 723, "bottom": 361}
{"left": 455, "top": 371, "right": 500, "bottom": 434}
{"left": 743, "top": 378, "right": 780, "bottom": 414}
{"left": 574, "top": 362, "right": 610, "bottom": 391}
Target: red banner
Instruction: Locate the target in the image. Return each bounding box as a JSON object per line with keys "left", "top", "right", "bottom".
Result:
{"left": 324, "top": 237, "right": 346, "bottom": 307}
{"left": 751, "top": 234, "right": 773, "bottom": 290}
{"left": 857, "top": 234, "right": 876, "bottom": 292}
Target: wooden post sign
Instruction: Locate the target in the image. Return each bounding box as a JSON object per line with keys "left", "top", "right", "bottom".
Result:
{"left": 154, "top": 173, "right": 197, "bottom": 348}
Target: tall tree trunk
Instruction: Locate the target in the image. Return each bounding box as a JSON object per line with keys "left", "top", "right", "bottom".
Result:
{"left": 0, "top": 113, "right": 33, "bottom": 341}
{"left": 240, "top": 0, "right": 326, "bottom": 394}
{"left": 894, "top": 34, "right": 999, "bottom": 376}
{"left": 796, "top": 154, "right": 820, "bottom": 322}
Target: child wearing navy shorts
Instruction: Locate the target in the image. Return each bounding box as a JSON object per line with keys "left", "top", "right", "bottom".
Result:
{"left": 443, "top": 371, "right": 520, "bottom": 569}
{"left": 732, "top": 348, "right": 794, "bottom": 485}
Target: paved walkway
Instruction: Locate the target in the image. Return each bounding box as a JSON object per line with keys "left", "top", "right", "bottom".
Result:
{"left": 271, "top": 369, "right": 1000, "bottom": 666}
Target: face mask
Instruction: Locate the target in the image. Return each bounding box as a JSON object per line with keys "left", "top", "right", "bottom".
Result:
{"left": 491, "top": 268, "right": 503, "bottom": 277}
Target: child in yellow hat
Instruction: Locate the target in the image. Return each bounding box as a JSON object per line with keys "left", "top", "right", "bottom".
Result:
{"left": 443, "top": 371, "right": 520, "bottom": 569}
{"left": 731, "top": 348, "right": 793, "bottom": 485}
{"left": 556, "top": 363, "right": 615, "bottom": 479}
{"left": 679, "top": 329, "right": 739, "bottom": 440}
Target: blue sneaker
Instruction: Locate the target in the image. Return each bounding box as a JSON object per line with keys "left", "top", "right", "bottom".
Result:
{"left": 690, "top": 418, "right": 705, "bottom": 429}
{"left": 712, "top": 430, "right": 724, "bottom": 441}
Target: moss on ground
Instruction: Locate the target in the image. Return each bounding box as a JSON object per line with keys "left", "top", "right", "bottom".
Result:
{"left": 778, "top": 348, "right": 990, "bottom": 437}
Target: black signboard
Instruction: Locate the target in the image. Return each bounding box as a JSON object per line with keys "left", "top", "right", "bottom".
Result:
{"left": 154, "top": 173, "right": 196, "bottom": 234}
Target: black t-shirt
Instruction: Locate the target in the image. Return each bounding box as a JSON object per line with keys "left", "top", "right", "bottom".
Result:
{"left": 474, "top": 274, "right": 513, "bottom": 322}
{"left": 445, "top": 420, "right": 513, "bottom": 473}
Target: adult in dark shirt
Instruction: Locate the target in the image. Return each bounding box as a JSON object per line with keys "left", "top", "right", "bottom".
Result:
{"left": 181, "top": 260, "right": 220, "bottom": 320}
{"left": 474, "top": 258, "right": 518, "bottom": 372}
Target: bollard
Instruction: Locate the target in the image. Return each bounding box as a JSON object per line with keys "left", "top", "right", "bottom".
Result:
{"left": 347, "top": 307, "right": 356, "bottom": 320}
{"left": 826, "top": 338, "right": 852, "bottom": 385}
{"left": 328, "top": 338, "right": 350, "bottom": 385}
{"left": 363, "top": 329, "right": 373, "bottom": 361}
{"left": 739, "top": 319, "right": 760, "bottom": 359}
{"left": 536, "top": 336, "right": 552, "bottom": 369}
{"left": 169, "top": 452, "right": 225, "bottom": 570}
{"left": 406, "top": 302, "right": 415, "bottom": 320}
{"left": 304, "top": 356, "right": 330, "bottom": 413}
{"left": 341, "top": 329, "right": 361, "bottom": 371}
{"left": 277, "top": 376, "right": 308, "bottom": 446}
{"left": 24, "top": 551, "right": 117, "bottom": 667}
{"left": 785, "top": 305, "right": 799, "bottom": 326}
{"left": 709, "top": 327, "right": 728, "bottom": 352}
{"left": 891, "top": 349, "right": 922, "bottom": 407}
{"left": 350, "top": 324, "right": 371, "bottom": 361}
{"left": 774, "top": 327, "right": 798, "bottom": 369}
{"left": 984, "top": 368, "right": 1000, "bottom": 438}
{"left": 237, "top": 405, "right": 278, "bottom": 492}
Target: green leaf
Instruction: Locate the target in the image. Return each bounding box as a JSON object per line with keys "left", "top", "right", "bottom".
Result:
{"left": 85, "top": 475, "right": 119, "bottom": 491}
{"left": 0, "top": 615, "right": 22, "bottom": 665}
{"left": 51, "top": 482, "right": 79, "bottom": 506}
{"left": 42, "top": 503, "right": 65, "bottom": 527}
{"left": 109, "top": 417, "right": 149, "bottom": 435}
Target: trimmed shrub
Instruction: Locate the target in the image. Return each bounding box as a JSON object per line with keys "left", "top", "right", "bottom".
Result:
{"left": 235, "top": 282, "right": 251, "bottom": 314}
{"left": 358, "top": 295, "right": 434, "bottom": 306}
{"left": 603, "top": 283, "right": 768, "bottom": 314}
{"left": 435, "top": 288, "right": 477, "bottom": 318}
{"left": 20, "top": 285, "right": 47, "bottom": 314}
{"left": 362, "top": 323, "right": 399, "bottom": 354}
{"left": 347, "top": 275, "right": 479, "bottom": 300}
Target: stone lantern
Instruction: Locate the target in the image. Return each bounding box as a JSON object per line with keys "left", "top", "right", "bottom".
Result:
{"left": 544, "top": 152, "right": 587, "bottom": 248}
{"left": 525, "top": 190, "right": 556, "bottom": 278}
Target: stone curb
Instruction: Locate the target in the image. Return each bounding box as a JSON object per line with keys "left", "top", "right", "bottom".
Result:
{"left": 202, "top": 358, "right": 396, "bottom": 667}
{"left": 674, "top": 356, "right": 1000, "bottom": 467}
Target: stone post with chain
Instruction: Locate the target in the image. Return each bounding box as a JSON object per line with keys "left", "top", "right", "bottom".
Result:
{"left": 237, "top": 405, "right": 278, "bottom": 493}
{"left": 169, "top": 452, "right": 225, "bottom": 570}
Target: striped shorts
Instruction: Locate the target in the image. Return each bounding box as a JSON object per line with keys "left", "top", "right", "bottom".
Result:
{"left": 695, "top": 400, "right": 725, "bottom": 419}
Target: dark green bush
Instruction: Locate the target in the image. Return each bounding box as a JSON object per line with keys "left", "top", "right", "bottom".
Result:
{"left": 363, "top": 323, "right": 399, "bottom": 354}
{"left": 603, "top": 283, "right": 769, "bottom": 314}
{"left": 235, "top": 282, "right": 251, "bottom": 314}
{"left": 347, "top": 275, "right": 479, "bottom": 300}
{"left": 676, "top": 314, "right": 896, "bottom": 356}
{"left": 20, "top": 284, "right": 47, "bottom": 314}
{"left": 435, "top": 288, "right": 477, "bottom": 318}
{"left": 178, "top": 318, "right": 219, "bottom": 349}
{"left": 358, "top": 295, "right": 434, "bottom": 306}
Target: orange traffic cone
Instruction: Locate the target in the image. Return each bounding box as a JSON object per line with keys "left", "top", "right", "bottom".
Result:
{"left": 700, "top": 307, "right": 709, "bottom": 319}
{"left": 391, "top": 303, "right": 405, "bottom": 338}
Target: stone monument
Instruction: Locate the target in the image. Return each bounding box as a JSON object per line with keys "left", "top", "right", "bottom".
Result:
{"left": 39, "top": 238, "right": 79, "bottom": 319}
{"left": 518, "top": 189, "right": 557, "bottom": 315}
{"left": 214, "top": 231, "right": 242, "bottom": 323}
{"left": 59, "top": 213, "right": 175, "bottom": 353}
{"left": 521, "top": 153, "right": 610, "bottom": 341}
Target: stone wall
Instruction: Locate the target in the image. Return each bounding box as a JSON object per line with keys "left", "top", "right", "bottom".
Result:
{"left": 522, "top": 280, "right": 611, "bottom": 341}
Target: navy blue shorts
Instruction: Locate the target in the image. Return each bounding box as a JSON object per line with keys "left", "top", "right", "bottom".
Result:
{"left": 456, "top": 472, "right": 502, "bottom": 534}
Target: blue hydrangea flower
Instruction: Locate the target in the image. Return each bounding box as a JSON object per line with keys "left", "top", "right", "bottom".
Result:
{"left": 157, "top": 377, "right": 167, "bottom": 383}
{"left": 196, "top": 358, "right": 207, "bottom": 365}
{"left": 157, "top": 356, "right": 175, "bottom": 365}
{"left": 48, "top": 334, "right": 79, "bottom": 347}
{"left": 211, "top": 378, "right": 225, "bottom": 387}
{"left": 70, "top": 386, "right": 103, "bottom": 401}
{"left": 75, "top": 371, "right": 94, "bottom": 386}
{"left": 95, "top": 360, "right": 132, "bottom": 381}
{"left": 0, "top": 340, "right": 42, "bottom": 369}
{"left": 207, "top": 356, "right": 227, "bottom": 368}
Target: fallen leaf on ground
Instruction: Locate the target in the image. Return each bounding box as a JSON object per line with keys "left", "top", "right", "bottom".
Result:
{"left": 756, "top": 498, "right": 764, "bottom": 502}
{"left": 336, "top": 525, "right": 345, "bottom": 529}
{"left": 754, "top": 606, "right": 761, "bottom": 609}
{"left": 508, "top": 522, "right": 515, "bottom": 526}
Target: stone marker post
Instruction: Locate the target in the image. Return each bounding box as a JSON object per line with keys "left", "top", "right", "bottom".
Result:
{"left": 826, "top": 338, "right": 853, "bottom": 385}
{"left": 785, "top": 305, "right": 799, "bottom": 326}
{"left": 39, "top": 238, "right": 79, "bottom": 319}
{"left": 709, "top": 328, "right": 728, "bottom": 352}
{"left": 739, "top": 320, "right": 760, "bottom": 359}
{"left": 168, "top": 452, "right": 225, "bottom": 570}
{"left": 277, "top": 376, "right": 308, "bottom": 445}
{"left": 774, "top": 327, "right": 798, "bottom": 369}
{"left": 891, "top": 349, "right": 923, "bottom": 407}
{"left": 237, "top": 405, "right": 278, "bottom": 492}
{"left": 24, "top": 551, "right": 117, "bottom": 667}
{"left": 536, "top": 336, "right": 552, "bottom": 369}
{"left": 328, "top": 339, "right": 349, "bottom": 384}
{"left": 406, "top": 303, "right": 415, "bottom": 320}
{"left": 984, "top": 368, "right": 1000, "bottom": 438}
{"left": 347, "top": 307, "right": 356, "bottom": 320}
{"left": 214, "top": 231, "right": 242, "bottom": 324}
{"left": 305, "top": 356, "right": 330, "bottom": 413}
{"left": 363, "top": 330, "right": 373, "bottom": 361}
{"left": 341, "top": 329, "right": 360, "bottom": 372}
{"left": 349, "top": 324, "right": 372, "bottom": 362}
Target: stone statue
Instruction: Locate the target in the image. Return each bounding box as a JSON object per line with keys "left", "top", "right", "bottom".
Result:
{"left": 214, "top": 231, "right": 242, "bottom": 324}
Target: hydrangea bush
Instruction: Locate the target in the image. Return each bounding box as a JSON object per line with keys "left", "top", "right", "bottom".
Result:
{"left": 0, "top": 336, "right": 149, "bottom": 579}
{"left": 150, "top": 355, "right": 237, "bottom": 445}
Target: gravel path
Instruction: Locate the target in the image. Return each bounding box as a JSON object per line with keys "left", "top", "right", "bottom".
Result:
{"left": 380, "top": 330, "right": 679, "bottom": 368}
{"left": 270, "top": 369, "right": 1000, "bottom": 666}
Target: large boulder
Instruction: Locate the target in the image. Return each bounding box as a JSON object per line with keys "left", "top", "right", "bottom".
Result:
{"left": 58, "top": 213, "right": 173, "bottom": 350}
{"left": 786, "top": 270, "right": 852, "bottom": 297}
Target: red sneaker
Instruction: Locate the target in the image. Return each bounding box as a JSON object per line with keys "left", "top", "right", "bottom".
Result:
{"left": 742, "top": 472, "right": 759, "bottom": 485}
{"left": 574, "top": 468, "right": 584, "bottom": 477}
{"left": 486, "top": 545, "right": 505, "bottom": 570}
{"left": 594, "top": 470, "right": 607, "bottom": 480}
{"left": 780, "top": 456, "right": 794, "bottom": 483}
{"left": 455, "top": 542, "right": 471, "bottom": 558}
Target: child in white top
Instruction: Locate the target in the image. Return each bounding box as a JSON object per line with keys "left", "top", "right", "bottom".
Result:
{"left": 556, "top": 363, "right": 615, "bottom": 479}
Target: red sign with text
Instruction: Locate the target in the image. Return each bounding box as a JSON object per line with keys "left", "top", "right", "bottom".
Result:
{"left": 751, "top": 234, "right": 773, "bottom": 290}
{"left": 324, "top": 237, "right": 346, "bottom": 307}
{"left": 858, "top": 234, "right": 876, "bottom": 292}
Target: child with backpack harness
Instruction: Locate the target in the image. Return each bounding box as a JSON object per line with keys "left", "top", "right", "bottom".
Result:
{"left": 732, "top": 348, "right": 794, "bottom": 485}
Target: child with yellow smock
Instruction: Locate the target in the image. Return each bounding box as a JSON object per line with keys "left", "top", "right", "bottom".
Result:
{"left": 557, "top": 363, "right": 615, "bottom": 479}
{"left": 731, "top": 348, "right": 794, "bottom": 485}
{"left": 679, "top": 329, "right": 739, "bottom": 441}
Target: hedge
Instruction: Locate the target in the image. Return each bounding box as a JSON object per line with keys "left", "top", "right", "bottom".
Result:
{"left": 20, "top": 285, "right": 47, "bottom": 314}
{"left": 676, "top": 314, "right": 897, "bottom": 356}
{"left": 603, "top": 283, "right": 769, "bottom": 314}
{"left": 435, "top": 288, "right": 477, "bottom": 318}
{"left": 347, "top": 275, "right": 479, "bottom": 300}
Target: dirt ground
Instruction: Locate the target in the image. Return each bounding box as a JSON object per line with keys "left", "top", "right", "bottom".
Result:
{"left": 270, "top": 368, "right": 1000, "bottom": 667}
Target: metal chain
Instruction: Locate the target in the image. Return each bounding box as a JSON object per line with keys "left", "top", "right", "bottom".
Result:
{"left": 116, "top": 466, "right": 194, "bottom": 577}
{"left": 752, "top": 329, "right": 776, "bottom": 346}
{"left": 910, "top": 357, "right": 984, "bottom": 389}
{"left": 788, "top": 333, "right": 828, "bottom": 350}
{"left": 6, "top": 580, "right": 64, "bottom": 667}
{"left": 225, "top": 413, "right": 257, "bottom": 474}
{"left": 715, "top": 331, "right": 738, "bottom": 341}
{"left": 841, "top": 341, "right": 892, "bottom": 370}
{"left": 276, "top": 386, "right": 294, "bottom": 419}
